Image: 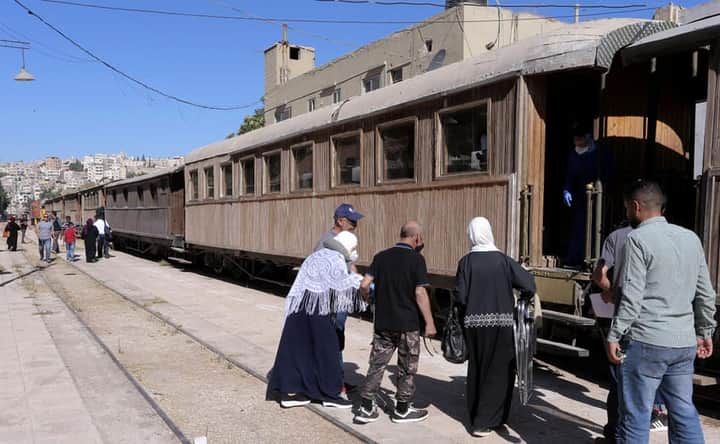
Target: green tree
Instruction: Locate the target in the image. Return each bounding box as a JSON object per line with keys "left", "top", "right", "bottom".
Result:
{"left": 228, "top": 108, "right": 265, "bottom": 138}
{"left": 68, "top": 160, "right": 84, "bottom": 172}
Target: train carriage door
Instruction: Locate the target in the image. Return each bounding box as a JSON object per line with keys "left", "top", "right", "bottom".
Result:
{"left": 540, "top": 70, "right": 601, "bottom": 268}
{"left": 169, "top": 171, "right": 185, "bottom": 238}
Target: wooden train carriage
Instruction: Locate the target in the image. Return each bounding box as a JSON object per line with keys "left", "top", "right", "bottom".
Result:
{"left": 79, "top": 184, "right": 107, "bottom": 224}
{"left": 43, "top": 196, "right": 64, "bottom": 219}
{"left": 62, "top": 192, "right": 82, "bottom": 226}
{"left": 105, "top": 167, "right": 185, "bottom": 254}
{"left": 183, "top": 18, "right": 670, "bottom": 293}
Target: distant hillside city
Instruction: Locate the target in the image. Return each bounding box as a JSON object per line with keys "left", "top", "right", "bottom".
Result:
{"left": 0, "top": 153, "right": 184, "bottom": 215}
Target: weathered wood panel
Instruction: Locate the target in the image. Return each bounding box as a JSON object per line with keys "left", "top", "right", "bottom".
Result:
{"left": 524, "top": 76, "right": 547, "bottom": 265}
{"left": 705, "top": 40, "right": 720, "bottom": 170}
{"left": 186, "top": 177, "right": 512, "bottom": 277}
{"left": 701, "top": 169, "right": 720, "bottom": 303}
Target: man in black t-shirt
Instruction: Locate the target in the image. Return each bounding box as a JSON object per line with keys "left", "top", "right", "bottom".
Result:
{"left": 354, "top": 221, "right": 437, "bottom": 425}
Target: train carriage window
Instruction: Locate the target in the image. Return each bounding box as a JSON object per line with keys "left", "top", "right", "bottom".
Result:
{"left": 439, "top": 102, "right": 489, "bottom": 175}
{"left": 379, "top": 122, "right": 415, "bottom": 181}
{"left": 333, "top": 133, "right": 361, "bottom": 187}
{"left": 292, "top": 144, "right": 313, "bottom": 191}
{"left": 137, "top": 186, "right": 144, "bottom": 206}
{"left": 264, "top": 152, "right": 282, "bottom": 194}
{"left": 111, "top": 190, "right": 117, "bottom": 204}
{"left": 122, "top": 188, "right": 129, "bottom": 207}
{"left": 189, "top": 170, "right": 199, "bottom": 200}
{"left": 205, "top": 166, "right": 215, "bottom": 199}
{"left": 241, "top": 158, "right": 255, "bottom": 195}
{"left": 221, "top": 163, "right": 233, "bottom": 198}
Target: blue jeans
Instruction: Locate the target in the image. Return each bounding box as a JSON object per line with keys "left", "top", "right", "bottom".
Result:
{"left": 617, "top": 340, "right": 704, "bottom": 444}
{"left": 334, "top": 311, "right": 348, "bottom": 370}
{"left": 605, "top": 363, "right": 667, "bottom": 440}
{"left": 66, "top": 242, "right": 75, "bottom": 261}
{"left": 39, "top": 238, "right": 52, "bottom": 261}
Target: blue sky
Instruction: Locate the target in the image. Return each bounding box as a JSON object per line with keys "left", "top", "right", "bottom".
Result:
{"left": 0, "top": 0, "right": 707, "bottom": 162}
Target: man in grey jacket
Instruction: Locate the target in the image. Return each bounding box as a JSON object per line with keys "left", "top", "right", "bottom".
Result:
{"left": 607, "top": 180, "right": 716, "bottom": 443}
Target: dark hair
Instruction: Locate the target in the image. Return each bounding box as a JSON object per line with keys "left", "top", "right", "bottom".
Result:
{"left": 624, "top": 180, "right": 666, "bottom": 210}
{"left": 571, "top": 123, "right": 589, "bottom": 138}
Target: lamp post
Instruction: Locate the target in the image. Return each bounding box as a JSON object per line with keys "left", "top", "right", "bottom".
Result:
{"left": 0, "top": 39, "right": 35, "bottom": 81}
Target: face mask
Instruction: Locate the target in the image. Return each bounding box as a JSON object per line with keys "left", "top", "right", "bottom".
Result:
{"left": 349, "top": 251, "right": 359, "bottom": 263}
{"left": 414, "top": 243, "right": 425, "bottom": 253}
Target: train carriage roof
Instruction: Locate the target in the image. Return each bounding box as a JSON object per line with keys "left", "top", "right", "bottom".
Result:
{"left": 105, "top": 166, "right": 184, "bottom": 190}
{"left": 186, "top": 18, "right": 672, "bottom": 165}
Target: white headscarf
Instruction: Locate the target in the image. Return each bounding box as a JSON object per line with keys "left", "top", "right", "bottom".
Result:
{"left": 334, "top": 231, "right": 358, "bottom": 262}
{"left": 468, "top": 217, "right": 500, "bottom": 253}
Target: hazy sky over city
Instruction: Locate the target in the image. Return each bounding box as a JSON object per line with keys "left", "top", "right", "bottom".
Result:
{"left": 0, "top": 0, "right": 706, "bottom": 162}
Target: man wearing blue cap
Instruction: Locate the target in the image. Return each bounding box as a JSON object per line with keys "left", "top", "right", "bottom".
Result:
{"left": 314, "top": 203, "right": 364, "bottom": 252}
{"left": 314, "top": 203, "right": 364, "bottom": 396}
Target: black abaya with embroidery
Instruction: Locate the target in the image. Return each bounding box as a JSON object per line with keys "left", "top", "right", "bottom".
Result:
{"left": 453, "top": 251, "right": 536, "bottom": 430}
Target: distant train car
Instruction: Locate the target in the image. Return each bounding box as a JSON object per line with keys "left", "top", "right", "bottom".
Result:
{"left": 105, "top": 167, "right": 185, "bottom": 256}
{"left": 79, "top": 184, "right": 107, "bottom": 223}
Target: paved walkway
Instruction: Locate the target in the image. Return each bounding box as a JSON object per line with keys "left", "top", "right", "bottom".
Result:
{"left": 62, "top": 245, "right": 720, "bottom": 443}
{"left": 0, "top": 237, "right": 179, "bottom": 444}
{"left": 0, "top": 249, "right": 106, "bottom": 443}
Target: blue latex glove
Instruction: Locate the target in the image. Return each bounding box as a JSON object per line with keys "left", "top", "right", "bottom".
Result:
{"left": 369, "top": 283, "right": 376, "bottom": 305}
{"left": 563, "top": 190, "right": 572, "bottom": 207}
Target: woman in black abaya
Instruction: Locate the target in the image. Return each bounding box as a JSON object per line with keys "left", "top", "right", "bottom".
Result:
{"left": 453, "top": 217, "right": 536, "bottom": 437}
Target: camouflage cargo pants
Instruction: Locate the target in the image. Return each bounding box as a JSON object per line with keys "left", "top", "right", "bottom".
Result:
{"left": 360, "top": 330, "right": 420, "bottom": 403}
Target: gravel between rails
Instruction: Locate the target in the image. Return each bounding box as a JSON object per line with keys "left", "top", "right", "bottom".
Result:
{"left": 24, "top": 251, "right": 361, "bottom": 444}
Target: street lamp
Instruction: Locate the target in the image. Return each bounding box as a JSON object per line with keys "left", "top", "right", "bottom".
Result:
{"left": 14, "top": 48, "right": 35, "bottom": 82}
{"left": 0, "top": 40, "right": 35, "bottom": 81}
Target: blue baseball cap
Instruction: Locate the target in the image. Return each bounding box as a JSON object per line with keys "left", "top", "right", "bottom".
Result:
{"left": 334, "top": 203, "right": 364, "bottom": 222}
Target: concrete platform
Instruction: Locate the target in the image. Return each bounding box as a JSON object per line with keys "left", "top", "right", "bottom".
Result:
{"left": 0, "top": 246, "right": 179, "bottom": 444}
{"left": 61, "top": 245, "right": 720, "bottom": 443}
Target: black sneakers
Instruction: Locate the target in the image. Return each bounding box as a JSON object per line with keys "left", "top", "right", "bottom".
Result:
{"left": 472, "top": 428, "right": 493, "bottom": 437}
{"left": 354, "top": 404, "right": 381, "bottom": 424}
{"left": 390, "top": 405, "right": 429, "bottom": 423}
{"left": 279, "top": 393, "right": 311, "bottom": 408}
{"left": 322, "top": 398, "right": 353, "bottom": 409}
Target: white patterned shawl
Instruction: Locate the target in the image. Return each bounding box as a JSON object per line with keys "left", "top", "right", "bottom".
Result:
{"left": 283, "top": 248, "right": 366, "bottom": 319}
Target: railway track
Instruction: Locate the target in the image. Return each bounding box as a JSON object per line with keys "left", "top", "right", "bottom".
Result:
{"left": 17, "top": 245, "right": 369, "bottom": 444}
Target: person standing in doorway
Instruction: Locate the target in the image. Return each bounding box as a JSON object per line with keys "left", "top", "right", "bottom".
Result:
{"left": 314, "top": 203, "right": 364, "bottom": 395}
{"left": 607, "top": 180, "right": 716, "bottom": 443}
{"left": 82, "top": 218, "right": 98, "bottom": 263}
{"left": 354, "top": 221, "right": 436, "bottom": 424}
{"left": 94, "top": 214, "right": 110, "bottom": 259}
{"left": 36, "top": 214, "right": 53, "bottom": 263}
{"left": 562, "top": 124, "right": 610, "bottom": 267}
{"left": 63, "top": 221, "right": 77, "bottom": 262}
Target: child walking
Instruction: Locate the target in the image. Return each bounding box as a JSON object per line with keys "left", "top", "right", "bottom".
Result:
{"left": 64, "top": 222, "right": 77, "bottom": 261}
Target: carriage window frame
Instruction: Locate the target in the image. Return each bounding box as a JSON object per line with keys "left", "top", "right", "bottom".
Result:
{"left": 263, "top": 150, "right": 283, "bottom": 195}
{"left": 204, "top": 166, "right": 215, "bottom": 199}
{"left": 137, "top": 186, "right": 144, "bottom": 207}
{"left": 375, "top": 117, "right": 418, "bottom": 185}
{"left": 435, "top": 99, "right": 492, "bottom": 178}
{"left": 122, "top": 188, "right": 129, "bottom": 208}
{"left": 290, "top": 142, "right": 314, "bottom": 193}
{"left": 220, "top": 162, "right": 233, "bottom": 198}
{"left": 331, "top": 130, "right": 363, "bottom": 188}
{"left": 240, "top": 156, "right": 256, "bottom": 196}
{"left": 189, "top": 170, "right": 199, "bottom": 201}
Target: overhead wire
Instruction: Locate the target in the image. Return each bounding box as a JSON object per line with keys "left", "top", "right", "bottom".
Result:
{"left": 13, "top": 0, "right": 262, "bottom": 111}
{"left": 0, "top": 20, "right": 97, "bottom": 63}
{"left": 314, "top": 0, "right": 650, "bottom": 9}
{"left": 39, "top": 0, "right": 659, "bottom": 24}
